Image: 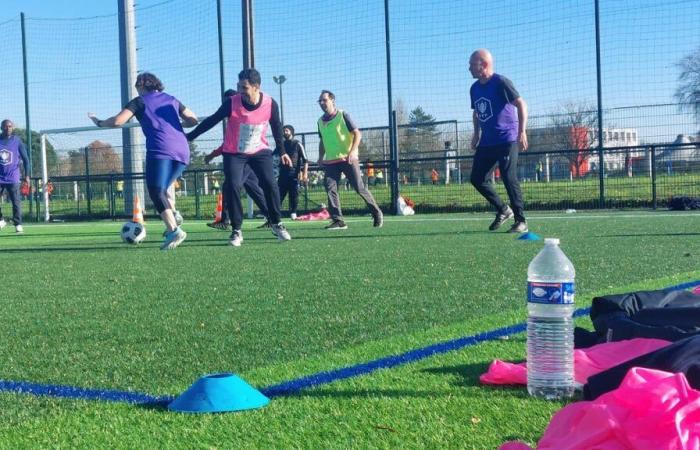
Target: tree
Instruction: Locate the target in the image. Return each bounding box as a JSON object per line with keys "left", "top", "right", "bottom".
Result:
{"left": 186, "top": 141, "right": 208, "bottom": 169}
{"left": 12, "top": 127, "right": 57, "bottom": 178}
{"left": 402, "top": 106, "right": 440, "bottom": 158}
{"left": 65, "top": 141, "right": 122, "bottom": 176}
{"left": 675, "top": 47, "right": 700, "bottom": 123}
{"left": 87, "top": 140, "right": 122, "bottom": 174}
{"left": 546, "top": 103, "right": 597, "bottom": 177}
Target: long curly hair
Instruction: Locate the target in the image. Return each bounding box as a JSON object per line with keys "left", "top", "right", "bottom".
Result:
{"left": 135, "top": 72, "right": 164, "bottom": 92}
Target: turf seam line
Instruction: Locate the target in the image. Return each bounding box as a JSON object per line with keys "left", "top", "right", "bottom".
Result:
{"left": 1, "top": 279, "right": 698, "bottom": 404}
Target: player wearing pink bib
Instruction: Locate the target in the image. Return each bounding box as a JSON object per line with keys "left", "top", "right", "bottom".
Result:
{"left": 187, "top": 69, "right": 292, "bottom": 246}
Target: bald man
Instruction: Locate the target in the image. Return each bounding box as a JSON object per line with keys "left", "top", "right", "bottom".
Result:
{"left": 469, "top": 49, "right": 528, "bottom": 233}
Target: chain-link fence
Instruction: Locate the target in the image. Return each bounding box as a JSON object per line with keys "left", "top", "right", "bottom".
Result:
{"left": 1, "top": 0, "right": 698, "bottom": 220}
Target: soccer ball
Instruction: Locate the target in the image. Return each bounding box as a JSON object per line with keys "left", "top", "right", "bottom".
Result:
{"left": 121, "top": 221, "right": 146, "bottom": 244}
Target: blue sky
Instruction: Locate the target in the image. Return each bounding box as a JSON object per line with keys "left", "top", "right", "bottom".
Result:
{"left": 1, "top": 0, "right": 698, "bottom": 155}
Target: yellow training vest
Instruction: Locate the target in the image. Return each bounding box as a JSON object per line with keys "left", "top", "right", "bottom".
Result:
{"left": 318, "top": 110, "right": 353, "bottom": 161}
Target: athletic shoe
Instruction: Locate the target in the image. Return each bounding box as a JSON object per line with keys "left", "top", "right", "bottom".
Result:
{"left": 256, "top": 220, "right": 271, "bottom": 229}
{"left": 0, "top": 219, "right": 6, "bottom": 230}
{"left": 15, "top": 224, "right": 24, "bottom": 234}
{"left": 207, "top": 220, "right": 229, "bottom": 231}
{"left": 372, "top": 210, "right": 384, "bottom": 228}
{"left": 272, "top": 223, "right": 291, "bottom": 241}
{"left": 508, "top": 221, "right": 529, "bottom": 233}
{"left": 290, "top": 213, "right": 297, "bottom": 220}
{"left": 488, "top": 207, "right": 514, "bottom": 231}
{"left": 229, "top": 229, "right": 243, "bottom": 247}
{"left": 160, "top": 228, "right": 187, "bottom": 250}
{"left": 325, "top": 219, "right": 348, "bottom": 230}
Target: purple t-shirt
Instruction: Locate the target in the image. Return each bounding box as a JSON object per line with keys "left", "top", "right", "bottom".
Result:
{"left": 126, "top": 91, "right": 190, "bottom": 164}
{"left": 0, "top": 135, "right": 27, "bottom": 184}
{"left": 470, "top": 73, "right": 520, "bottom": 147}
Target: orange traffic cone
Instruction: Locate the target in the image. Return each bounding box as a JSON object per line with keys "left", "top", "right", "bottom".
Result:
{"left": 132, "top": 194, "right": 145, "bottom": 223}
{"left": 213, "top": 193, "right": 223, "bottom": 222}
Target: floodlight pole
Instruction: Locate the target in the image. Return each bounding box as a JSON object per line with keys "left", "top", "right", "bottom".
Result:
{"left": 118, "top": 0, "right": 145, "bottom": 215}
{"left": 20, "top": 13, "right": 32, "bottom": 183}
{"left": 384, "top": 0, "right": 399, "bottom": 214}
{"left": 217, "top": 0, "right": 227, "bottom": 137}
{"left": 242, "top": 0, "right": 255, "bottom": 68}
{"left": 273, "top": 75, "right": 286, "bottom": 125}
{"left": 594, "top": 0, "right": 605, "bottom": 208}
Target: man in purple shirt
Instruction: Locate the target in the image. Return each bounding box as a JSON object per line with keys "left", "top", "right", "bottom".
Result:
{"left": 469, "top": 49, "right": 529, "bottom": 233}
{"left": 0, "top": 119, "right": 30, "bottom": 234}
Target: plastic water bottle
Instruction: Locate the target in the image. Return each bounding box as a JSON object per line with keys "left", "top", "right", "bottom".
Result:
{"left": 526, "top": 238, "right": 575, "bottom": 399}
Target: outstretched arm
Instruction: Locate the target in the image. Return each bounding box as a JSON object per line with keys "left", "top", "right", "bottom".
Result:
{"left": 88, "top": 109, "right": 134, "bottom": 128}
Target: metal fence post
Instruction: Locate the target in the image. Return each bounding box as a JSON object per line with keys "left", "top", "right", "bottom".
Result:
{"left": 84, "top": 146, "right": 92, "bottom": 214}
{"left": 109, "top": 174, "right": 115, "bottom": 219}
{"left": 651, "top": 145, "right": 657, "bottom": 210}
{"left": 194, "top": 171, "right": 201, "bottom": 219}
{"left": 390, "top": 110, "right": 400, "bottom": 214}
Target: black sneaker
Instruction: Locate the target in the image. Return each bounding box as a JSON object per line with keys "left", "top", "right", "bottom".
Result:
{"left": 207, "top": 221, "right": 229, "bottom": 231}
{"left": 508, "top": 221, "right": 529, "bottom": 233}
{"left": 488, "top": 207, "right": 514, "bottom": 231}
{"left": 256, "top": 220, "right": 271, "bottom": 229}
{"left": 372, "top": 210, "right": 384, "bottom": 228}
{"left": 325, "top": 219, "right": 348, "bottom": 230}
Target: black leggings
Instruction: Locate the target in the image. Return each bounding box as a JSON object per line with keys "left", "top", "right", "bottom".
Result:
{"left": 470, "top": 142, "right": 526, "bottom": 222}
{"left": 222, "top": 150, "right": 281, "bottom": 230}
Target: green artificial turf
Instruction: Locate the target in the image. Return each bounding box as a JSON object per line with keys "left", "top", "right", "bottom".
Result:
{"left": 0, "top": 211, "right": 698, "bottom": 448}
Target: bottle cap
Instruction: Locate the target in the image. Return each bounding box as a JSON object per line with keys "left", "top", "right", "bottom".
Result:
{"left": 544, "top": 238, "right": 560, "bottom": 245}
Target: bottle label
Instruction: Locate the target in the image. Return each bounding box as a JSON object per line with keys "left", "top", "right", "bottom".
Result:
{"left": 527, "top": 282, "right": 575, "bottom": 304}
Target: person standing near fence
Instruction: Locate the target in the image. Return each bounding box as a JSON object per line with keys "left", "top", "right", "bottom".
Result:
{"left": 186, "top": 68, "right": 292, "bottom": 247}
{"left": 0, "top": 119, "right": 30, "bottom": 234}
{"left": 88, "top": 72, "right": 199, "bottom": 250}
{"left": 317, "top": 90, "right": 383, "bottom": 230}
{"left": 469, "top": 49, "right": 529, "bottom": 233}
{"left": 278, "top": 125, "right": 308, "bottom": 220}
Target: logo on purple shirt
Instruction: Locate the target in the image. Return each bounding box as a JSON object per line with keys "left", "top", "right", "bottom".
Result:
{"left": 474, "top": 97, "right": 493, "bottom": 122}
{"left": 0, "top": 149, "right": 11, "bottom": 166}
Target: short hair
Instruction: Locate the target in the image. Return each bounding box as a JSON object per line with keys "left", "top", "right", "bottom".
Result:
{"left": 320, "top": 90, "right": 335, "bottom": 101}
{"left": 283, "top": 125, "right": 295, "bottom": 135}
{"left": 135, "top": 72, "right": 164, "bottom": 92}
{"left": 1, "top": 119, "right": 12, "bottom": 127}
{"left": 238, "top": 68, "right": 261, "bottom": 86}
{"left": 223, "top": 89, "right": 237, "bottom": 99}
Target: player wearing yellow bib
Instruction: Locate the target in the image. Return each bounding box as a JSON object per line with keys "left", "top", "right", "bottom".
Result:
{"left": 317, "top": 90, "right": 383, "bottom": 230}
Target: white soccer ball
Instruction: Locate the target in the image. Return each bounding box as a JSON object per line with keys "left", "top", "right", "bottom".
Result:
{"left": 121, "top": 221, "right": 147, "bottom": 244}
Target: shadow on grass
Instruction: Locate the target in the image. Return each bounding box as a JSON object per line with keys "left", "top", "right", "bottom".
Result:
{"left": 596, "top": 232, "right": 700, "bottom": 238}
{"left": 0, "top": 244, "right": 161, "bottom": 253}
{"left": 137, "top": 399, "right": 172, "bottom": 412}
{"left": 0, "top": 231, "right": 118, "bottom": 239}
{"left": 276, "top": 387, "right": 461, "bottom": 399}
{"left": 420, "top": 362, "right": 526, "bottom": 391}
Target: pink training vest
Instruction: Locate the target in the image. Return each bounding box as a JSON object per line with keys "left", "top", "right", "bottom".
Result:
{"left": 222, "top": 93, "right": 271, "bottom": 155}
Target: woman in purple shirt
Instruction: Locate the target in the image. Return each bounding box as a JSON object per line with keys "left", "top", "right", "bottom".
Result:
{"left": 88, "top": 72, "right": 198, "bottom": 250}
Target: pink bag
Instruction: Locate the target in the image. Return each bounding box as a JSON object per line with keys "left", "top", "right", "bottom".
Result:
{"left": 481, "top": 338, "right": 670, "bottom": 386}
{"left": 501, "top": 368, "right": 700, "bottom": 449}
{"left": 296, "top": 208, "right": 330, "bottom": 221}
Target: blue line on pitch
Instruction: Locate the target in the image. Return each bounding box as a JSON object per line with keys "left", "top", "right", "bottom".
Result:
{"left": 1, "top": 279, "right": 698, "bottom": 405}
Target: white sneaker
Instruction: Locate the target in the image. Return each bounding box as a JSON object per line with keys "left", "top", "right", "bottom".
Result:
{"left": 0, "top": 219, "right": 6, "bottom": 230}
{"left": 272, "top": 223, "right": 291, "bottom": 241}
{"left": 229, "top": 229, "right": 243, "bottom": 247}
{"left": 174, "top": 210, "right": 184, "bottom": 226}
{"left": 15, "top": 224, "right": 24, "bottom": 234}
{"left": 160, "top": 228, "right": 187, "bottom": 250}
{"left": 290, "top": 213, "right": 297, "bottom": 220}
